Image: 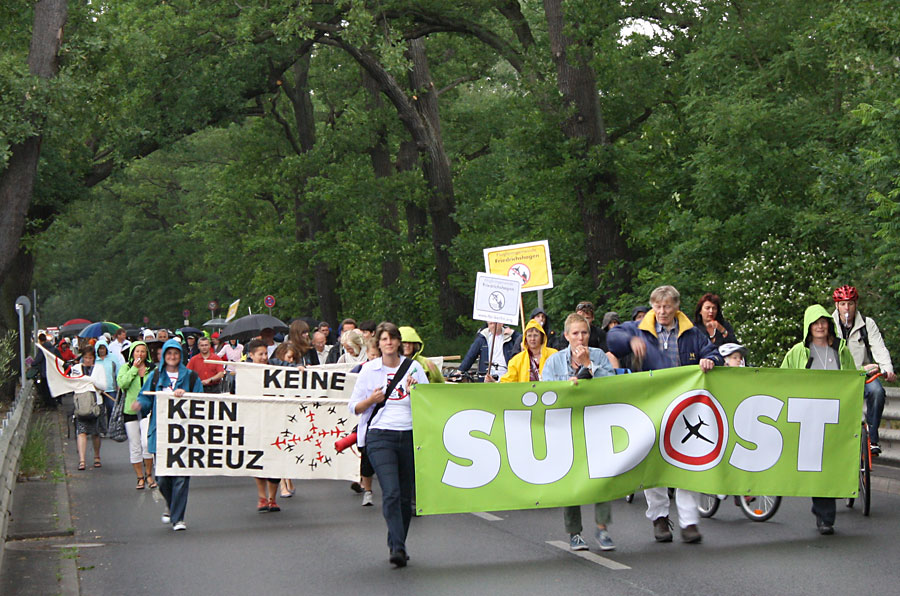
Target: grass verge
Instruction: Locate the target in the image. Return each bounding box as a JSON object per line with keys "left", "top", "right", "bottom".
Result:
{"left": 18, "top": 413, "right": 55, "bottom": 478}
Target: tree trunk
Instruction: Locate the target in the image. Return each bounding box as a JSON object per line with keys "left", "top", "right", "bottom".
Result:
{"left": 406, "top": 38, "right": 468, "bottom": 335}
{"left": 397, "top": 140, "right": 427, "bottom": 244}
{"left": 543, "top": 0, "right": 629, "bottom": 287}
{"left": 362, "top": 73, "right": 402, "bottom": 288}
{"left": 0, "top": 0, "right": 67, "bottom": 282}
{"left": 334, "top": 37, "right": 467, "bottom": 336}
{"left": 283, "top": 54, "right": 342, "bottom": 322}
{"left": 0, "top": 248, "right": 35, "bottom": 399}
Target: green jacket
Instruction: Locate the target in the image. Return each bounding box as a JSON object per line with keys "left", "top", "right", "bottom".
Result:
{"left": 116, "top": 341, "right": 156, "bottom": 415}
{"left": 399, "top": 326, "right": 445, "bottom": 384}
{"left": 780, "top": 305, "right": 857, "bottom": 370}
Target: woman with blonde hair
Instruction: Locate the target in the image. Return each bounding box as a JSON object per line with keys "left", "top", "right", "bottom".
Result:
{"left": 337, "top": 329, "right": 367, "bottom": 365}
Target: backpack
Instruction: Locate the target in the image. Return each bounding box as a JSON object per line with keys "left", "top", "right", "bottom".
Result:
{"left": 74, "top": 392, "right": 101, "bottom": 419}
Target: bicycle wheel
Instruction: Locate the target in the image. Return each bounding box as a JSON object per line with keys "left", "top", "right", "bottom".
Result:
{"left": 698, "top": 494, "right": 720, "bottom": 518}
{"left": 860, "top": 427, "right": 871, "bottom": 516}
{"left": 738, "top": 495, "right": 781, "bottom": 522}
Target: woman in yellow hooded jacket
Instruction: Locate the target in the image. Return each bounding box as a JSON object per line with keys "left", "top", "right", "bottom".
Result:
{"left": 500, "top": 319, "right": 558, "bottom": 382}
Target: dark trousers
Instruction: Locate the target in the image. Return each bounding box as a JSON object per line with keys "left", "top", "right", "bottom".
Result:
{"left": 864, "top": 378, "right": 886, "bottom": 445}
{"left": 563, "top": 502, "right": 611, "bottom": 534}
{"left": 811, "top": 497, "right": 835, "bottom": 525}
{"left": 158, "top": 475, "right": 191, "bottom": 525}
{"left": 366, "top": 429, "right": 415, "bottom": 553}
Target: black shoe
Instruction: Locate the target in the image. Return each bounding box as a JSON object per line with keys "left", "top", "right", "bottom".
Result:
{"left": 871, "top": 444, "right": 882, "bottom": 456}
{"left": 389, "top": 550, "right": 408, "bottom": 567}
{"left": 350, "top": 481, "right": 364, "bottom": 493}
{"left": 653, "top": 516, "right": 673, "bottom": 542}
{"left": 816, "top": 518, "right": 834, "bottom": 535}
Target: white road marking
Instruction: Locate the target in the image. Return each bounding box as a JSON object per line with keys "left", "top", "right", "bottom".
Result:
{"left": 546, "top": 540, "right": 631, "bottom": 570}
{"left": 471, "top": 511, "right": 503, "bottom": 521}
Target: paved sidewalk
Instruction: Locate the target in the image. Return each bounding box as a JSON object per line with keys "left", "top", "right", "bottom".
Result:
{"left": 0, "top": 406, "right": 78, "bottom": 596}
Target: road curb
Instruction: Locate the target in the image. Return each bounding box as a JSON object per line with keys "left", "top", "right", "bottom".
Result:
{"left": 52, "top": 407, "right": 79, "bottom": 596}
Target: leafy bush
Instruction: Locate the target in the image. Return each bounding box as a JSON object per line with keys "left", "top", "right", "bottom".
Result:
{"left": 723, "top": 237, "right": 835, "bottom": 367}
{"left": 0, "top": 330, "right": 18, "bottom": 399}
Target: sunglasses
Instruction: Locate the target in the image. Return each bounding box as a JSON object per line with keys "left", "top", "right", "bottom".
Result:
{"left": 576, "top": 303, "right": 594, "bottom": 312}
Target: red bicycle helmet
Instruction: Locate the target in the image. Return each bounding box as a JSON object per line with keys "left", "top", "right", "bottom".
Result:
{"left": 832, "top": 285, "right": 858, "bottom": 302}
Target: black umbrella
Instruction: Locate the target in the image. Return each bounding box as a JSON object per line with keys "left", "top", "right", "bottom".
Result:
{"left": 203, "top": 318, "right": 229, "bottom": 328}
{"left": 59, "top": 321, "right": 92, "bottom": 336}
{"left": 179, "top": 326, "right": 204, "bottom": 336}
{"left": 219, "top": 314, "right": 288, "bottom": 342}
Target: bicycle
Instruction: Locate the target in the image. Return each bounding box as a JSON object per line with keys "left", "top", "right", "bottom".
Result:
{"left": 444, "top": 369, "right": 486, "bottom": 383}
{"left": 698, "top": 493, "right": 782, "bottom": 522}
{"left": 844, "top": 420, "right": 872, "bottom": 516}
{"left": 845, "top": 369, "right": 881, "bottom": 516}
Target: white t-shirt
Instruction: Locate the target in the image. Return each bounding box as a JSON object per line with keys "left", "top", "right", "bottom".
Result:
{"left": 165, "top": 371, "right": 179, "bottom": 391}
{"left": 488, "top": 334, "right": 508, "bottom": 376}
{"left": 109, "top": 338, "right": 130, "bottom": 360}
{"left": 348, "top": 357, "right": 430, "bottom": 445}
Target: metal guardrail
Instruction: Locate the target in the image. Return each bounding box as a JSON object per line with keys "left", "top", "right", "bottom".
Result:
{"left": 0, "top": 381, "right": 35, "bottom": 570}
{"left": 879, "top": 387, "right": 900, "bottom": 466}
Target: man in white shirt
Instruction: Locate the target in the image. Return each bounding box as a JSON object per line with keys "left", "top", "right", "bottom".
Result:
{"left": 108, "top": 328, "right": 130, "bottom": 361}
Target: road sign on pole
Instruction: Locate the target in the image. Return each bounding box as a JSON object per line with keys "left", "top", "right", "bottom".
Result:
{"left": 264, "top": 295, "right": 276, "bottom": 316}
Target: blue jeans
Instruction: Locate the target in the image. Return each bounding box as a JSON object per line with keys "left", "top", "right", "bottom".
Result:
{"left": 864, "top": 378, "right": 886, "bottom": 445}
{"left": 366, "top": 429, "right": 415, "bottom": 554}
{"left": 158, "top": 475, "right": 191, "bottom": 525}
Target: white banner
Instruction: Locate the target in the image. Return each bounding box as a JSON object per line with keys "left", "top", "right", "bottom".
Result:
{"left": 38, "top": 345, "right": 96, "bottom": 397}
{"left": 155, "top": 392, "right": 359, "bottom": 479}
{"left": 231, "top": 361, "right": 358, "bottom": 398}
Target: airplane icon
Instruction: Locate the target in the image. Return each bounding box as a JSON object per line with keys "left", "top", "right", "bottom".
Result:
{"left": 681, "top": 415, "right": 714, "bottom": 445}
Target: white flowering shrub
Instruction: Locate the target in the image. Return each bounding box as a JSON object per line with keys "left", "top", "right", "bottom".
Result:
{"left": 723, "top": 237, "right": 835, "bottom": 367}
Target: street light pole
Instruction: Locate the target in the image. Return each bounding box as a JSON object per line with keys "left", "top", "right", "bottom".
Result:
{"left": 15, "top": 303, "right": 26, "bottom": 386}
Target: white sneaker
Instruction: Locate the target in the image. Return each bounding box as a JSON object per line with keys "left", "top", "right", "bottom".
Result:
{"left": 173, "top": 521, "right": 187, "bottom": 531}
{"left": 161, "top": 511, "right": 171, "bottom": 524}
{"left": 362, "top": 491, "right": 374, "bottom": 506}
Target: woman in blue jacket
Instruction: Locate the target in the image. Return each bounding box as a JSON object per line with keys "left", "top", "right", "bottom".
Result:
{"left": 132, "top": 338, "right": 203, "bottom": 531}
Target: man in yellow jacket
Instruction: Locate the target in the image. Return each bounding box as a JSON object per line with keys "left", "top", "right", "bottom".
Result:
{"left": 500, "top": 319, "right": 558, "bottom": 382}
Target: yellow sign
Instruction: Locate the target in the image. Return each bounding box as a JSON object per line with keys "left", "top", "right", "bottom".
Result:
{"left": 226, "top": 299, "right": 241, "bottom": 322}
{"left": 483, "top": 240, "right": 553, "bottom": 292}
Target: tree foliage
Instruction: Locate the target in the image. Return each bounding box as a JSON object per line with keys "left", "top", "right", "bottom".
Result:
{"left": 7, "top": 0, "right": 900, "bottom": 361}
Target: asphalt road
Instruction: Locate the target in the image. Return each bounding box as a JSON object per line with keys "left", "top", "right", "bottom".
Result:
{"left": 59, "top": 434, "right": 900, "bottom": 596}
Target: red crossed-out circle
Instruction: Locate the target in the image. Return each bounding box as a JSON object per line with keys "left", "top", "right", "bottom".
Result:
{"left": 662, "top": 393, "right": 725, "bottom": 466}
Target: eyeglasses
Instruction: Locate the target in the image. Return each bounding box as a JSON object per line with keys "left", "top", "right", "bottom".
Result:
{"left": 576, "top": 303, "right": 594, "bottom": 312}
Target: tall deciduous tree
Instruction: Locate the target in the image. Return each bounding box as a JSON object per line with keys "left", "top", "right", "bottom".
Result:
{"left": 0, "top": 0, "right": 67, "bottom": 288}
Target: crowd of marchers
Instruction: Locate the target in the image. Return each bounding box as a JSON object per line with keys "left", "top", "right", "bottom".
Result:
{"left": 27, "top": 283, "right": 892, "bottom": 566}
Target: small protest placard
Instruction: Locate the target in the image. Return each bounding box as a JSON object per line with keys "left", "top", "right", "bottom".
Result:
{"left": 472, "top": 272, "right": 522, "bottom": 326}
{"left": 483, "top": 240, "right": 553, "bottom": 292}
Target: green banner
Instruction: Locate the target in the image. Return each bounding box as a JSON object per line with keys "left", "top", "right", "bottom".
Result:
{"left": 411, "top": 367, "right": 863, "bottom": 515}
